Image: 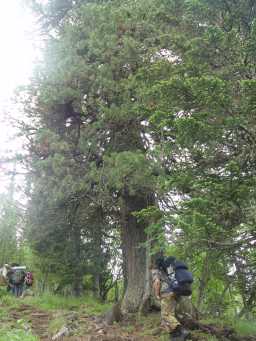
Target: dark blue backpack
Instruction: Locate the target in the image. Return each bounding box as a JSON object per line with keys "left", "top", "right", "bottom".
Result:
{"left": 169, "top": 260, "right": 193, "bottom": 296}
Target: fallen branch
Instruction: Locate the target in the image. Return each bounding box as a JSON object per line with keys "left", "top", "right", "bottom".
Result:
{"left": 181, "top": 318, "right": 256, "bottom": 341}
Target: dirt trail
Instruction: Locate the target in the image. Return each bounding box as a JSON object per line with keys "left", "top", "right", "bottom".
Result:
{"left": 10, "top": 304, "right": 256, "bottom": 341}
{"left": 10, "top": 304, "right": 52, "bottom": 340}
{"left": 9, "top": 304, "right": 157, "bottom": 341}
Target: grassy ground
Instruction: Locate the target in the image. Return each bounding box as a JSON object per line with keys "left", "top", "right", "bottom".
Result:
{"left": 0, "top": 290, "right": 255, "bottom": 341}
{"left": 201, "top": 316, "right": 256, "bottom": 338}
{"left": 0, "top": 291, "right": 111, "bottom": 341}
{"left": 22, "top": 292, "right": 111, "bottom": 314}
{"left": 0, "top": 296, "right": 39, "bottom": 341}
{"left": 0, "top": 328, "right": 39, "bottom": 341}
{"left": 232, "top": 319, "right": 256, "bottom": 337}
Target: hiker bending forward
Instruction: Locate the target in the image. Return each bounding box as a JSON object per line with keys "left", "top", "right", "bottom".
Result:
{"left": 152, "top": 257, "right": 191, "bottom": 340}
{"left": 152, "top": 257, "right": 180, "bottom": 333}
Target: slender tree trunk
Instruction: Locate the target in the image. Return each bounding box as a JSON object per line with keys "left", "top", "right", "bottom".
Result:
{"left": 70, "top": 203, "right": 83, "bottom": 297}
{"left": 92, "top": 206, "right": 104, "bottom": 299}
{"left": 197, "top": 254, "right": 209, "bottom": 311}
{"left": 93, "top": 273, "right": 101, "bottom": 299}
{"left": 72, "top": 225, "right": 83, "bottom": 296}
{"left": 114, "top": 280, "right": 119, "bottom": 302}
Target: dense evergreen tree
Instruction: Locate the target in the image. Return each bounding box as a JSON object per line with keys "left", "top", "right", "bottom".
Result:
{"left": 19, "top": 0, "right": 256, "bottom": 317}
{"left": 138, "top": 0, "right": 256, "bottom": 315}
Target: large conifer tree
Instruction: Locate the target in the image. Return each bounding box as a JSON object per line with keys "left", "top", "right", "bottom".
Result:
{"left": 23, "top": 0, "right": 172, "bottom": 310}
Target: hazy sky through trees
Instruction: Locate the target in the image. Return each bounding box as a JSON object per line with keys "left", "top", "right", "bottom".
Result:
{"left": 0, "top": 1, "right": 38, "bottom": 193}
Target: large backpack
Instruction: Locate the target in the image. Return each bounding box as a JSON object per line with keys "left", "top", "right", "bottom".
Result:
{"left": 169, "top": 260, "right": 193, "bottom": 296}
{"left": 11, "top": 269, "right": 26, "bottom": 285}
{"left": 25, "top": 272, "right": 33, "bottom": 286}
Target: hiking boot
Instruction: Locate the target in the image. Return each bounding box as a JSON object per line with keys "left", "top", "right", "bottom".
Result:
{"left": 170, "top": 325, "right": 190, "bottom": 341}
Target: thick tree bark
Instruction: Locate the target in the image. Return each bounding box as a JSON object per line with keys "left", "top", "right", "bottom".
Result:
{"left": 110, "top": 121, "right": 156, "bottom": 313}
{"left": 139, "top": 233, "right": 152, "bottom": 315}
{"left": 121, "top": 192, "right": 153, "bottom": 313}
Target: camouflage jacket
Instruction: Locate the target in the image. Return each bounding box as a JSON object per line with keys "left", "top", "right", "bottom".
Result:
{"left": 151, "top": 268, "right": 171, "bottom": 294}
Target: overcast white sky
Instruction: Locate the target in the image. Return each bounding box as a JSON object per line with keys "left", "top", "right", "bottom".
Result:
{"left": 0, "top": 1, "right": 38, "bottom": 194}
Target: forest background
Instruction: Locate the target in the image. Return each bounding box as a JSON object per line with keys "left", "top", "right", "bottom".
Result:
{"left": 0, "top": 0, "right": 256, "bottom": 325}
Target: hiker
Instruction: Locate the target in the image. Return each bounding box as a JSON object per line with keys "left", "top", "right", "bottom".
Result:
{"left": 7, "top": 264, "right": 26, "bottom": 297}
{"left": 21, "top": 270, "right": 34, "bottom": 298}
{"left": 4, "top": 264, "right": 14, "bottom": 293}
{"left": 2, "top": 264, "right": 12, "bottom": 292}
{"left": 152, "top": 256, "right": 193, "bottom": 341}
{"left": 24, "top": 271, "right": 34, "bottom": 289}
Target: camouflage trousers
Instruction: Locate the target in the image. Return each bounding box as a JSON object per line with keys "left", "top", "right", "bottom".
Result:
{"left": 160, "top": 292, "right": 180, "bottom": 332}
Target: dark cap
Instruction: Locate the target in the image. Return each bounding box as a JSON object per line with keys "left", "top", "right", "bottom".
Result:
{"left": 155, "top": 256, "right": 166, "bottom": 270}
{"left": 164, "top": 256, "right": 176, "bottom": 268}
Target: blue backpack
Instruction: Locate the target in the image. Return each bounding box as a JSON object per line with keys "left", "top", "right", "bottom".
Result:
{"left": 168, "top": 260, "right": 193, "bottom": 296}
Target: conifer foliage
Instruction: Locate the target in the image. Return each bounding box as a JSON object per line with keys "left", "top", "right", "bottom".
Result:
{"left": 20, "top": 0, "right": 256, "bottom": 315}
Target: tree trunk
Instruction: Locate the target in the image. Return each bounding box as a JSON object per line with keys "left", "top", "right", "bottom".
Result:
{"left": 139, "top": 231, "right": 153, "bottom": 315}
{"left": 121, "top": 192, "right": 152, "bottom": 313}
{"left": 114, "top": 280, "right": 119, "bottom": 302}
{"left": 70, "top": 203, "right": 83, "bottom": 296}
{"left": 72, "top": 225, "right": 83, "bottom": 297}
{"left": 197, "top": 254, "right": 209, "bottom": 311}
{"left": 93, "top": 273, "right": 101, "bottom": 299}
{"left": 121, "top": 233, "right": 128, "bottom": 296}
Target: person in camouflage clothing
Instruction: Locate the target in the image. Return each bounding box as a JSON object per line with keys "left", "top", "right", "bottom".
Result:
{"left": 152, "top": 257, "right": 190, "bottom": 341}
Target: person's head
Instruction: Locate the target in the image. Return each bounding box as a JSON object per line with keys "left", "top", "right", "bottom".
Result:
{"left": 155, "top": 256, "right": 166, "bottom": 271}
{"left": 164, "top": 256, "right": 176, "bottom": 268}
{"left": 165, "top": 256, "right": 176, "bottom": 275}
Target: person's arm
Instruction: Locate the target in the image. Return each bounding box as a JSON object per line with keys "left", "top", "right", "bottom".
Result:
{"left": 6, "top": 274, "right": 13, "bottom": 287}
{"left": 152, "top": 269, "right": 162, "bottom": 300}
{"left": 153, "top": 278, "right": 161, "bottom": 300}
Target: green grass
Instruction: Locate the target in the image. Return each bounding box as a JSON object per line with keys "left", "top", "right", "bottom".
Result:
{"left": 233, "top": 319, "right": 256, "bottom": 336}
{"left": 22, "top": 293, "right": 111, "bottom": 315}
{"left": 0, "top": 305, "right": 10, "bottom": 321}
{"left": 200, "top": 317, "right": 256, "bottom": 337}
{"left": 0, "top": 292, "right": 111, "bottom": 340}
{"left": 24, "top": 293, "right": 83, "bottom": 310}
{"left": 48, "top": 315, "right": 67, "bottom": 335}
{"left": 0, "top": 290, "right": 111, "bottom": 316}
{"left": 0, "top": 301, "right": 38, "bottom": 341}
{"left": 0, "top": 328, "right": 39, "bottom": 341}
{"left": 0, "top": 293, "right": 22, "bottom": 310}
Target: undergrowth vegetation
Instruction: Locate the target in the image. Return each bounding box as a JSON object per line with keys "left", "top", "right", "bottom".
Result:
{"left": 0, "top": 328, "right": 39, "bottom": 341}
{"left": 0, "top": 290, "right": 255, "bottom": 340}
{"left": 0, "top": 291, "right": 111, "bottom": 314}
{"left": 25, "top": 293, "right": 111, "bottom": 314}
{"left": 232, "top": 320, "right": 256, "bottom": 337}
